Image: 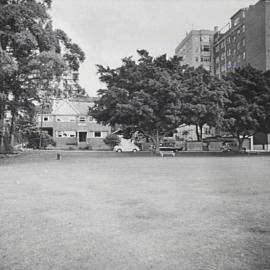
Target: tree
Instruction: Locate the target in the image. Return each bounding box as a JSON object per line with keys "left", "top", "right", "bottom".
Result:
{"left": 0, "top": 0, "right": 85, "bottom": 150}
{"left": 0, "top": 50, "right": 18, "bottom": 150}
{"left": 103, "top": 134, "right": 121, "bottom": 148}
{"left": 25, "top": 127, "right": 56, "bottom": 149}
{"left": 180, "top": 66, "right": 231, "bottom": 141}
{"left": 223, "top": 65, "right": 270, "bottom": 150}
{"left": 90, "top": 50, "right": 185, "bottom": 151}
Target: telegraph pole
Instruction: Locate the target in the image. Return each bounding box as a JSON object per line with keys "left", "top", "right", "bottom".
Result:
{"left": 39, "top": 100, "right": 44, "bottom": 149}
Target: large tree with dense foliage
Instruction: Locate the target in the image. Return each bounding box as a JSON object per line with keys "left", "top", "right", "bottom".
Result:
{"left": 223, "top": 65, "right": 270, "bottom": 150}
{"left": 91, "top": 50, "right": 185, "bottom": 150}
{"left": 0, "top": 0, "right": 85, "bottom": 150}
{"left": 181, "top": 66, "right": 231, "bottom": 141}
{"left": 91, "top": 50, "right": 231, "bottom": 149}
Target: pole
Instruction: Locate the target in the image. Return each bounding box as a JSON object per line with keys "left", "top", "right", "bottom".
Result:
{"left": 39, "top": 100, "right": 44, "bottom": 149}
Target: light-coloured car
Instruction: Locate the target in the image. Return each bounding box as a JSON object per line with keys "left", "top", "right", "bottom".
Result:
{"left": 113, "top": 143, "right": 140, "bottom": 153}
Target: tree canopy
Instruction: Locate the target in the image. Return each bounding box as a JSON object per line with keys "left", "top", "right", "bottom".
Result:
{"left": 91, "top": 50, "right": 186, "bottom": 147}
{"left": 223, "top": 65, "right": 270, "bottom": 149}
{"left": 91, "top": 50, "right": 231, "bottom": 148}
{"left": 0, "top": 0, "right": 85, "bottom": 149}
{"left": 181, "top": 66, "right": 231, "bottom": 140}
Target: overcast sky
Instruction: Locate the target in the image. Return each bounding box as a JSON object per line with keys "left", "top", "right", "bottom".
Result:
{"left": 50, "top": 0, "right": 256, "bottom": 96}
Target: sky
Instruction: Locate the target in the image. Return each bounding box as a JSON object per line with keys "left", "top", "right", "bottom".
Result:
{"left": 50, "top": 0, "right": 256, "bottom": 96}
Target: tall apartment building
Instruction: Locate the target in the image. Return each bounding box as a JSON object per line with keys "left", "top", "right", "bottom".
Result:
{"left": 175, "top": 30, "right": 214, "bottom": 71}
{"left": 174, "top": 30, "right": 216, "bottom": 141}
{"left": 213, "top": 0, "right": 270, "bottom": 76}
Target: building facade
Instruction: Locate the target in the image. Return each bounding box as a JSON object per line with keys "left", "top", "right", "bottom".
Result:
{"left": 213, "top": 0, "right": 270, "bottom": 76}
{"left": 37, "top": 98, "right": 111, "bottom": 150}
{"left": 175, "top": 30, "right": 216, "bottom": 141}
{"left": 175, "top": 30, "right": 214, "bottom": 72}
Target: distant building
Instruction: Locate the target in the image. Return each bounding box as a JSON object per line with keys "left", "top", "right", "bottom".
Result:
{"left": 213, "top": 0, "right": 270, "bottom": 76}
{"left": 175, "top": 30, "right": 214, "bottom": 72}
{"left": 37, "top": 98, "right": 111, "bottom": 150}
{"left": 175, "top": 30, "right": 215, "bottom": 141}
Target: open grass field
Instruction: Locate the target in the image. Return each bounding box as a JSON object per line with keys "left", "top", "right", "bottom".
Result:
{"left": 1, "top": 151, "right": 270, "bottom": 270}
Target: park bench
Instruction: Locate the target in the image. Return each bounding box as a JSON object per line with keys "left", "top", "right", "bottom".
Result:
{"left": 159, "top": 150, "right": 175, "bottom": 157}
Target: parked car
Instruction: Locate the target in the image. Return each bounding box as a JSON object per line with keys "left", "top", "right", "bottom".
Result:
{"left": 113, "top": 144, "right": 140, "bottom": 152}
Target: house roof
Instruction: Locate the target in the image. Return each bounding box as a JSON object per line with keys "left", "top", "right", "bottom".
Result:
{"left": 69, "top": 101, "right": 93, "bottom": 115}
{"left": 36, "top": 97, "right": 98, "bottom": 116}
{"left": 46, "top": 98, "right": 96, "bottom": 116}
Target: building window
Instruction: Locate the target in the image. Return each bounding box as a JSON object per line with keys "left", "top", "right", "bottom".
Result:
{"left": 237, "top": 42, "right": 240, "bottom": 50}
{"left": 227, "top": 37, "right": 231, "bottom": 44}
{"left": 227, "top": 49, "right": 231, "bottom": 56}
{"left": 215, "top": 46, "right": 219, "bottom": 53}
{"left": 56, "top": 131, "right": 62, "bottom": 137}
{"left": 234, "top": 17, "right": 240, "bottom": 26}
{"left": 233, "top": 49, "right": 236, "bottom": 55}
{"left": 242, "top": 25, "right": 245, "bottom": 32}
{"left": 237, "top": 29, "right": 241, "bottom": 35}
{"left": 56, "top": 131, "right": 76, "bottom": 138}
{"left": 237, "top": 55, "right": 241, "bottom": 62}
{"left": 242, "top": 39, "right": 245, "bottom": 46}
{"left": 201, "top": 45, "right": 210, "bottom": 52}
{"left": 227, "top": 61, "right": 232, "bottom": 69}
{"left": 200, "top": 35, "right": 210, "bottom": 42}
{"left": 243, "top": 52, "right": 246, "bottom": 59}
{"left": 94, "top": 132, "right": 101, "bottom": 138}
{"left": 201, "top": 56, "right": 211, "bottom": 62}
{"left": 221, "top": 52, "right": 225, "bottom": 60}
{"left": 56, "top": 116, "right": 75, "bottom": 122}
{"left": 233, "top": 36, "right": 236, "bottom": 43}
{"left": 43, "top": 117, "right": 49, "bottom": 121}
{"left": 79, "top": 116, "right": 86, "bottom": 123}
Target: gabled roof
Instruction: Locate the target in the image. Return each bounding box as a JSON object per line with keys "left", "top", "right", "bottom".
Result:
{"left": 69, "top": 101, "right": 93, "bottom": 115}
{"left": 50, "top": 98, "right": 95, "bottom": 116}
{"left": 51, "top": 99, "right": 80, "bottom": 115}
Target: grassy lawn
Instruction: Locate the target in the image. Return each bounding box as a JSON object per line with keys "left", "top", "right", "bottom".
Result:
{"left": 1, "top": 151, "right": 270, "bottom": 270}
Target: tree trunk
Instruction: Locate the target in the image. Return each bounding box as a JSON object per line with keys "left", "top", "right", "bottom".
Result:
{"left": 238, "top": 136, "right": 245, "bottom": 151}
{"left": 148, "top": 130, "right": 162, "bottom": 153}
{"left": 156, "top": 129, "right": 159, "bottom": 153}
{"left": 200, "top": 125, "right": 203, "bottom": 141}
{"left": 9, "top": 111, "right": 15, "bottom": 147}
{"left": 0, "top": 96, "right": 6, "bottom": 150}
{"left": 0, "top": 113, "right": 4, "bottom": 150}
{"left": 237, "top": 133, "right": 245, "bottom": 151}
{"left": 195, "top": 125, "right": 201, "bottom": 141}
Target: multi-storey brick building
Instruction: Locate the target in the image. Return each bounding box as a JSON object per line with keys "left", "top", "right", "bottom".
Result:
{"left": 175, "top": 30, "right": 214, "bottom": 72}
{"left": 213, "top": 0, "right": 270, "bottom": 76}
{"left": 174, "top": 30, "right": 216, "bottom": 142}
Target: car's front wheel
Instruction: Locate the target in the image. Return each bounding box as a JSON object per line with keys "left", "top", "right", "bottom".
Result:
{"left": 116, "top": 149, "right": 122, "bottom": 153}
{"left": 132, "top": 149, "right": 138, "bottom": 152}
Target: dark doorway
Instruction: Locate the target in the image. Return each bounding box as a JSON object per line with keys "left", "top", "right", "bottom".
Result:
{"left": 79, "top": 132, "right": 87, "bottom": 142}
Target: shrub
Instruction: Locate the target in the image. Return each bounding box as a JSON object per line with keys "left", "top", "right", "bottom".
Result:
{"left": 103, "top": 134, "right": 121, "bottom": 148}
{"left": 27, "top": 131, "right": 56, "bottom": 149}
{"left": 79, "top": 145, "right": 92, "bottom": 150}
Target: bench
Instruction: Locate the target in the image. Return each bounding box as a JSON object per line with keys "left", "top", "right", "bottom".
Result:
{"left": 160, "top": 150, "right": 175, "bottom": 157}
